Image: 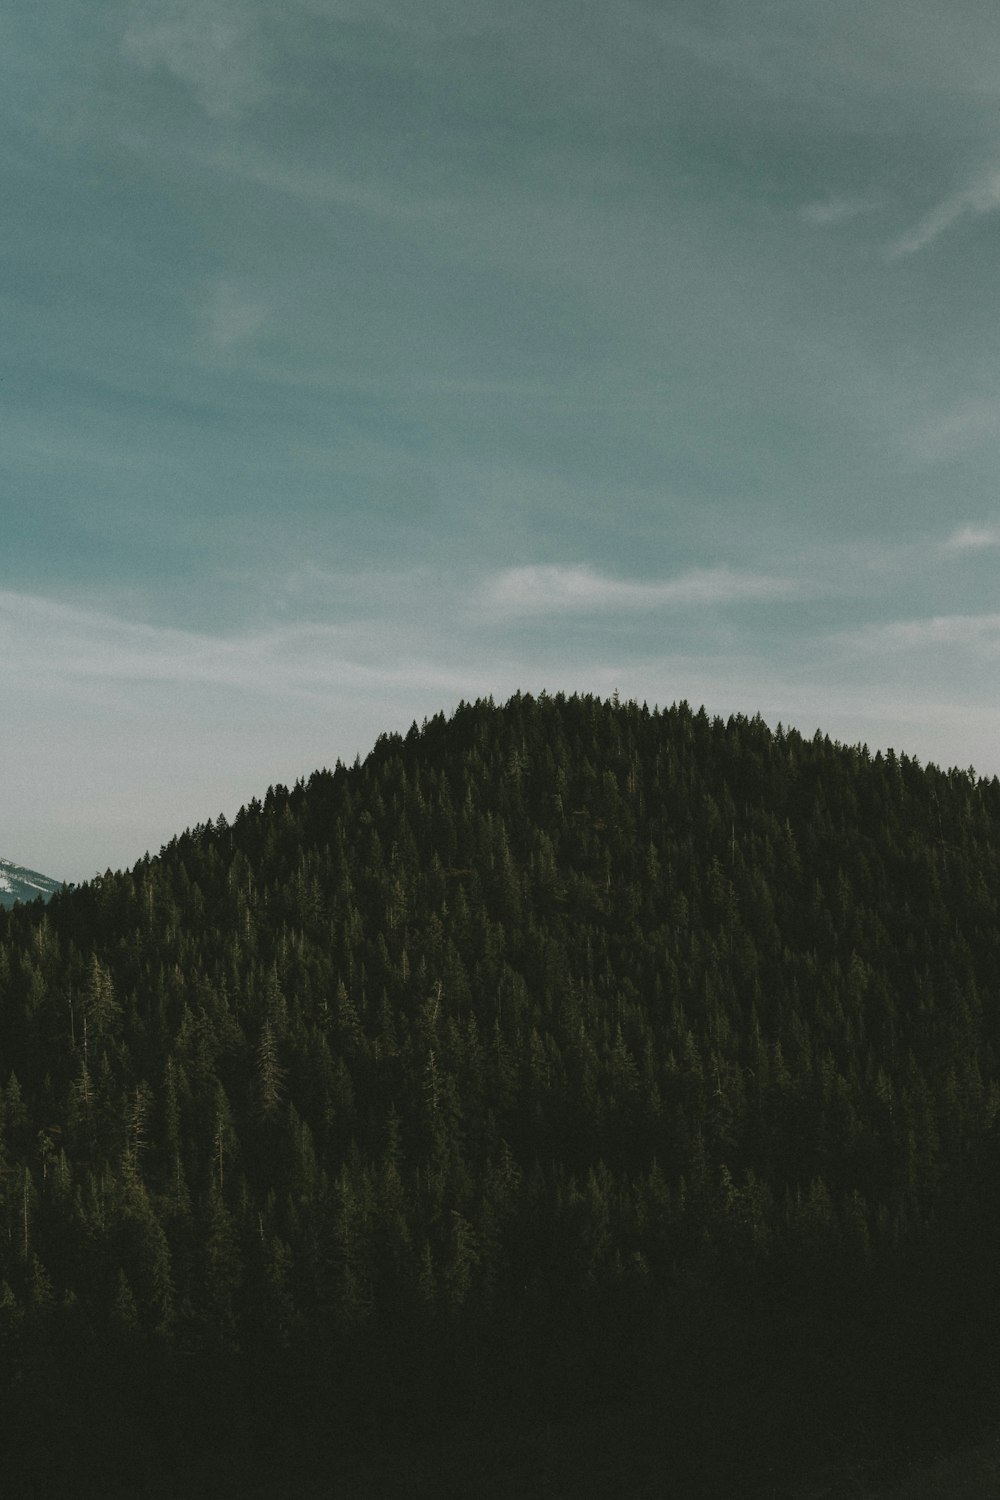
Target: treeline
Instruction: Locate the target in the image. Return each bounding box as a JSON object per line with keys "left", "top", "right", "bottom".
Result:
{"left": 3, "top": 693, "right": 1000, "bottom": 1495}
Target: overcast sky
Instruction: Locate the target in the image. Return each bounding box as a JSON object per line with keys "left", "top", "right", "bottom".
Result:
{"left": 6, "top": 0, "right": 1000, "bottom": 883}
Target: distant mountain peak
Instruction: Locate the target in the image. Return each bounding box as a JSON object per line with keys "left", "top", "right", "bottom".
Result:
{"left": 0, "top": 856, "right": 64, "bottom": 908}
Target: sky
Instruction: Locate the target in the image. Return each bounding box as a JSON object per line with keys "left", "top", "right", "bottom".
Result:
{"left": 5, "top": 0, "right": 1000, "bottom": 884}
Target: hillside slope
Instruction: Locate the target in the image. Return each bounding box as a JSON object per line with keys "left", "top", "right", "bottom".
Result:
{"left": 2, "top": 693, "right": 1000, "bottom": 1495}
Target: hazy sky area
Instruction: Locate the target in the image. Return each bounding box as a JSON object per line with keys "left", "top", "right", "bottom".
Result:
{"left": 6, "top": 0, "right": 1000, "bottom": 884}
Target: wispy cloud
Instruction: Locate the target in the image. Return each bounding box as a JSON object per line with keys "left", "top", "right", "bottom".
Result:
{"left": 887, "top": 166, "right": 1000, "bottom": 258}
{"left": 480, "top": 564, "right": 800, "bottom": 617}
{"left": 0, "top": 590, "right": 465, "bottom": 698}
{"left": 0, "top": 566, "right": 804, "bottom": 704}
{"left": 906, "top": 398, "right": 1000, "bottom": 465}
{"left": 800, "top": 196, "right": 875, "bottom": 228}
{"left": 202, "top": 278, "right": 268, "bottom": 350}
{"left": 848, "top": 612, "right": 1000, "bottom": 653}
{"left": 944, "top": 523, "right": 1000, "bottom": 551}
{"left": 122, "top": 0, "right": 268, "bottom": 118}
{"left": 197, "top": 144, "right": 431, "bottom": 221}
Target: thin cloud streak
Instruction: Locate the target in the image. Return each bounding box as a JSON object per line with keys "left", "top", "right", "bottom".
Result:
{"left": 846, "top": 612, "right": 1000, "bottom": 653}
{"left": 944, "top": 523, "right": 1000, "bottom": 551}
{"left": 203, "top": 278, "right": 269, "bottom": 350}
{"left": 906, "top": 399, "right": 1000, "bottom": 466}
{"left": 0, "top": 590, "right": 468, "bottom": 698}
{"left": 0, "top": 568, "right": 800, "bottom": 699}
{"left": 887, "top": 165, "right": 1000, "bottom": 258}
{"left": 121, "top": 0, "right": 269, "bottom": 119}
{"left": 481, "top": 565, "right": 801, "bottom": 617}
{"left": 801, "top": 196, "right": 875, "bottom": 227}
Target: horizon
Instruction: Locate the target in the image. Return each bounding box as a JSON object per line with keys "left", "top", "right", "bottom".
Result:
{"left": 7, "top": 1, "right": 1000, "bottom": 884}
{"left": 8, "top": 690, "right": 997, "bottom": 889}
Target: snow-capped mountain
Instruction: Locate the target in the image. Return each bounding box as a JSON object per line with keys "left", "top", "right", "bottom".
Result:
{"left": 0, "top": 857, "right": 64, "bottom": 909}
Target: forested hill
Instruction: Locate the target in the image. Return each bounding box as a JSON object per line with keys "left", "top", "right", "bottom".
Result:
{"left": 4, "top": 692, "right": 1000, "bottom": 1497}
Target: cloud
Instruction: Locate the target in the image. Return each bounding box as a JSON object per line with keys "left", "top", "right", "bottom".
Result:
{"left": 203, "top": 279, "right": 268, "bottom": 350}
{"left": 196, "top": 143, "right": 436, "bottom": 226}
{"left": 944, "top": 523, "right": 1000, "bottom": 551}
{"left": 122, "top": 0, "right": 268, "bottom": 118}
{"left": 887, "top": 166, "right": 1000, "bottom": 258}
{"left": 800, "top": 196, "right": 875, "bottom": 227}
{"left": 848, "top": 612, "right": 1000, "bottom": 654}
{"left": 480, "top": 564, "right": 799, "bottom": 617}
{"left": 906, "top": 398, "right": 1000, "bottom": 465}
{"left": 0, "top": 565, "right": 803, "bottom": 711}
{"left": 0, "top": 590, "right": 465, "bottom": 698}
{"left": 293, "top": 0, "right": 508, "bottom": 38}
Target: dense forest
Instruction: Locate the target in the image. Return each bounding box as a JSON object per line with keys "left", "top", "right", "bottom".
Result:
{"left": 3, "top": 693, "right": 1000, "bottom": 1496}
